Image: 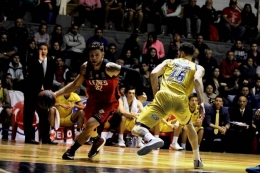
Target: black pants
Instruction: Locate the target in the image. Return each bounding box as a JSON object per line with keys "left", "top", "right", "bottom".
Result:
{"left": 162, "top": 16, "right": 182, "bottom": 35}
{"left": 23, "top": 91, "right": 50, "bottom": 142}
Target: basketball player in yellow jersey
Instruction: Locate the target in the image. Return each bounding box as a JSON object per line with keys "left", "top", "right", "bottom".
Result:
{"left": 132, "top": 42, "right": 205, "bottom": 169}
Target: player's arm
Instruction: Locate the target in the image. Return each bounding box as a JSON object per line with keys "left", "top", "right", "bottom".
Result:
{"left": 150, "top": 59, "right": 170, "bottom": 96}
{"left": 74, "top": 100, "right": 85, "bottom": 110}
{"left": 55, "top": 62, "right": 86, "bottom": 97}
{"left": 105, "top": 62, "right": 121, "bottom": 77}
{"left": 194, "top": 65, "right": 205, "bottom": 115}
{"left": 137, "top": 100, "right": 144, "bottom": 112}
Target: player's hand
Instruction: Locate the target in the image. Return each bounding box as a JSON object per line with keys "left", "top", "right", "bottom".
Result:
{"left": 39, "top": 50, "right": 44, "bottom": 61}
{"left": 195, "top": 118, "right": 202, "bottom": 126}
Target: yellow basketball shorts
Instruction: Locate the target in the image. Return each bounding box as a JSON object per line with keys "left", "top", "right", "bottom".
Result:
{"left": 137, "top": 90, "right": 191, "bottom": 129}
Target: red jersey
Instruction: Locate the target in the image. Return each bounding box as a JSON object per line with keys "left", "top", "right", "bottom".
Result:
{"left": 84, "top": 60, "right": 120, "bottom": 103}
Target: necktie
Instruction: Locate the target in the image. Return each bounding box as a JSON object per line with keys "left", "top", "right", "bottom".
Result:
{"left": 214, "top": 110, "right": 219, "bottom": 135}
{"left": 42, "top": 60, "right": 46, "bottom": 77}
{"left": 240, "top": 110, "right": 244, "bottom": 117}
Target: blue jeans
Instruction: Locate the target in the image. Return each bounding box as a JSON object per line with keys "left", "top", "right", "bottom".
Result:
{"left": 224, "top": 23, "right": 245, "bottom": 41}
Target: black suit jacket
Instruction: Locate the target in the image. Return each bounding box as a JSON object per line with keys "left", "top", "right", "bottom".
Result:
{"left": 25, "top": 56, "right": 55, "bottom": 97}
{"left": 228, "top": 106, "right": 254, "bottom": 128}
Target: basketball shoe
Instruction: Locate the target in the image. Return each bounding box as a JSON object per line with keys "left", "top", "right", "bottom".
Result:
{"left": 169, "top": 143, "right": 183, "bottom": 150}
{"left": 62, "top": 149, "right": 75, "bottom": 160}
{"left": 194, "top": 159, "right": 203, "bottom": 169}
{"left": 88, "top": 137, "right": 106, "bottom": 158}
{"left": 246, "top": 165, "right": 260, "bottom": 173}
{"left": 137, "top": 138, "right": 164, "bottom": 156}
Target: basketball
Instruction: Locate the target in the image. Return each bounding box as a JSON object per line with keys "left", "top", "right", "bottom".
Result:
{"left": 37, "top": 90, "right": 56, "bottom": 109}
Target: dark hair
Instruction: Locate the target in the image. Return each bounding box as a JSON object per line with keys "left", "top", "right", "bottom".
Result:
{"left": 89, "top": 42, "right": 104, "bottom": 52}
{"left": 215, "top": 95, "right": 224, "bottom": 101}
{"left": 188, "top": 93, "right": 197, "bottom": 101}
{"left": 204, "top": 82, "right": 216, "bottom": 93}
{"left": 179, "top": 42, "right": 195, "bottom": 56}
{"left": 195, "top": 33, "right": 203, "bottom": 39}
{"left": 95, "top": 27, "right": 103, "bottom": 33}
{"left": 38, "top": 23, "right": 47, "bottom": 33}
{"left": 38, "top": 43, "right": 49, "bottom": 49}
{"left": 242, "top": 3, "right": 252, "bottom": 15}
{"left": 124, "top": 85, "right": 136, "bottom": 94}
{"left": 229, "top": 0, "right": 237, "bottom": 7}
{"left": 108, "top": 43, "right": 117, "bottom": 48}
{"left": 166, "top": 0, "right": 180, "bottom": 11}
{"left": 146, "top": 32, "right": 157, "bottom": 49}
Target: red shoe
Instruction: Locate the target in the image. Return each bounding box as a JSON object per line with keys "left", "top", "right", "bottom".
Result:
{"left": 88, "top": 137, "right": 106, "bottom": 158}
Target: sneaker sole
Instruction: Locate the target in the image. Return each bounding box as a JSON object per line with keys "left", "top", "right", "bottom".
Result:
{"left": 88, "top": 139, "right": 106, "bottom": 159}
{"left": 137, "top": 140, "right": 164, "bottom": 156}
{"left": 62, "top": 153, "right": 74, "bottom": 160}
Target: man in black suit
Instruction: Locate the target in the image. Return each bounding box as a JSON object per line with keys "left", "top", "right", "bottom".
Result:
{"left": 228, "top": 96, "right": 255, "bottom": 153}
{"left": 23, "top": 43, "right": 56, "bottom": 144}
{"left": 203, "top": 95, "right": 230, "bottom": 151}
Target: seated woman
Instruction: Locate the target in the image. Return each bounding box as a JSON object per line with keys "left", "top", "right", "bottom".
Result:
{"left": 34, "top": 23, "right": 50, "bottom": 47}
{"left": 203, "top": 83, "right": 217, "bottom": 106}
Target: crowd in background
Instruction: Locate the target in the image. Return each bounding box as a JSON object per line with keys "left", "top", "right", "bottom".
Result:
{"left": 0, "top": 0, "right": 260, "bottom": 154}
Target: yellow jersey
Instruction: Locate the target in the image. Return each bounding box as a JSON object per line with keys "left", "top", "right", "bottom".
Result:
{"left": 160, "top": 58, "right": 197, "bottom": 95}
{"left": 190, "top": 105, "right": 200, "bottom": 122}
{"left": 55, "top": 92, "right": 81, "bottom": 118}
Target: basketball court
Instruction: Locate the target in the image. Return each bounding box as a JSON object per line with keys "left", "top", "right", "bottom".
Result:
{"left": 0, "top": 140, "right": 258, "bottom": 173}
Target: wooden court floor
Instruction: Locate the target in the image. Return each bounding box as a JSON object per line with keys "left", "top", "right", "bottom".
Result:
{"left": 0, "top": 140, "right": 259, "bottom": 173}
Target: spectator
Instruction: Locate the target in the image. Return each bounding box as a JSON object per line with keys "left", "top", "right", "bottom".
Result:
{"left": 36, "top": 0, "right": 53, "bottom": 23}
{"left": 121, "top": 50, "right": 133, "bottom": 67}
{"left": 120, "top": 32, "right": 140, "bottom": 61}
{"left": 140, "top": 61, "right": 153, "bottom": 101}
{"left": 19, "top": 0, "right": 38, "bottom": 23}
{"left": 142, "top": 0, "right": 164, "bottom": 34}
{"left": 251, "top": 78, "right": 260, "bottom": 102}
{"left": 203, "top": 83, "right": 217, "bottom": 106}
{"left": 53, "top": 57, "right": 70, "bottom": 91}
{"left": 228, "top": 96, "right": 255, "bottom": 153}
{"left": 248, "top": 42, "right": 260, "bottom": 67}
{"left": 0, "top": 78, "right": 11, "bottom": 140}
{"left": 220, "top": 50, "right": 239, "bottom": 81}
{"left": 232, "top": 85, "right": 260, "bottom": 110}
{"left": 0, "top": 33, "right": 18, "bottom": 77}
{"left": 241, "top": 4, "right": 258, "bottom": 43}
{"left": 223, "top": 68, "right": 244, "bottom": 103}
{"left": 200, "top": 0, "right": 219, "bottom": 40}
{"left": 192, "top": 34, "right": 209, "bottom": 60}
{"left": 203, "top": 96, "right": 230, "bottom": 152}
{"left": 105, "top": 43, "right": 117, "bottom": 62}
{"left": 142, "top": 47, "right": 160, "bottom": 70}
{"left": 161, "top": 0, "right": 182, "bottom": 36}
{"left": 142, "top": 32, "right": 165, "bottom": 59}
{"left": 49, "top": 41, "right": 63, "bottom": 60}
{"left": 62, "top": 24, "right": 86, "bottom": 72}
{"left": 199, "top": 49, "right": 218, "bottom": 82}
{"left": 34, "top": 23, "right": 50, "bottom": 47}
{"left": 103, "top": 0, "right": 124, "bottom": 30}
{"left": 124, "top": 0, "right": 143, "bottom": 32}
{"left": 6, "top": 54, "right": 24, "bottom": 91}
{"left": 50, "top": 25, "right": 63, "bottom": 47}
{"left": 78, "top": 0, "right": 103, "bottom": 28}
{"left": 8, "top": 17, "right": 29, "bottom": 56}
{"left": 167, "top": 32, "right": 182, "bottom": 59}
{"left": 2, "top": 73, "right": 13, "bottom": 90}
{"left": 86, "top": 27, "right": 109, "bottom": 50}
{"left": 221, "top": 0, "right": 245, "bottom": 43}
{"left": 240, "top": 57, "right": 256, "bottom": 88}
{"left": 230, "top": 40, "right": 247, "bottom": 65}
{"left": 183, "top": 0, "right": 202, "bottom": 38}
{"left": 205, "top": 67, "right": 222, "bottom": 95}
{"left": 192, "top": 48, "right": 199, "bottom": 64}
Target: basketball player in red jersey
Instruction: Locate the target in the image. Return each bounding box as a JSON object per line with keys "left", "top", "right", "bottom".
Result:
{"left": 55, "top": 42, "right": 145, "bottom": 160}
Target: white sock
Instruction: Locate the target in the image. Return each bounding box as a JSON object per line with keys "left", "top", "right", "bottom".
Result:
{"left": 107, "top": 132, "right": 113, "bottom": 138}
{"left": 118, "top": 134, "right": 124, "bottom": 141}
{"left": 101, "top": 132, "right": 108, "bottom": 139}
{"left": 144, "top": 133, "right": 155, "bottom": 142}
{"left": 193, "top": 149, "right": 200, "bottom": 160}
{"left": 181, "top": 143, "right": 186, "bottom": 149}
{"left": 172, "top": 137, "right": 178, "bottom": 144}
{"left": 154, "top": 135, "right": 159, "bottom": 138}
